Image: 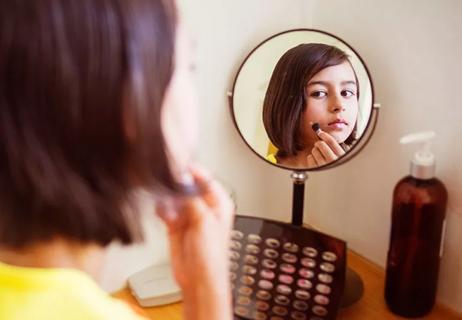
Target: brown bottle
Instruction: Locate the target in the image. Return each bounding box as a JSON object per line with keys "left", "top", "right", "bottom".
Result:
{"left": 385, "top": 132, "right": 448, "bottom": 317}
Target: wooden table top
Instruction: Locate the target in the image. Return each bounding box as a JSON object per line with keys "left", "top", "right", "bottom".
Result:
{"left": 113, "top": 250, "right": 461, "bottom": 319}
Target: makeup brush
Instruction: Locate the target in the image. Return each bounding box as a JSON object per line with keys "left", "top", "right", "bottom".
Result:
{"left": 311, "top": 122, "right": 321, "bottom": 136}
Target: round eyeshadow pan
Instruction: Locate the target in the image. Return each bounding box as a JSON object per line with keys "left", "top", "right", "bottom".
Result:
{"left": 230, "top": 261, "right": 239, "bottom": 271}
{"left": 283, "top": 242, "right": 299, "bottom": 253}
{"left": 237, "top": 296, "right": 251, "bottom": 306}
{"left": 262, "top": 259, "right": 277, "bottom": 269}
{"left": 231, "top": 230, "right": 244, "bottom": 240}
{"left": 229, "top": 251, "right": 240, "bottom": 260}
{"left": 230, "top": 273, "right": 236, "bottom": 281}
{"left": 234, "top": 306, "right": 249, "bottom": 317}
{"left": 272, "top": 306, "right": 288, "bottom": 316}
{"left": 256, "top": 290, "right": 272, "bottom": 301}
{"left": 320, "top": 262, "right": 335, "bottom": 273}
{"left": 265, "top": 238, "right": 281, "bottom": 248}
{"left": 316, "top": 283, "right": 332, "bottom": 295}
{"left": 280, "top": 263, "right": 296, "bottom": 274}
{"left": 314, "top": 294, "right": 330, "bottom": 305}
{"left": 263, "top": 249, "right": 279, "bottom": 259}
{"left": 278, "top": 274, "right": 294, "bottom": 285}
{"left": 247, "top": 234, "right": 262, "bottom": 244}
{"left": 297, "top": 279, "right": 313, "bottom": 289}
{"left": 318, "top": 273, "right": 333, "bottom": 284}
{"left": 322, "top": 251, "right": 338, "bottom": 262}
{"left": 295, "top": 289, "right": 311, "bottom": 300}
{"left": 282, "top": 253, "right": 298, "bottom": 264}
{"left": 300, "top": 257, "right": 316, "bottom": 268}
{"left": 230, "top": 241, "right": 242, "bottom": 250}
{"left": 299, "top": 268, "right": 314, "bottom": 279}
{"left": 245, "top": 244, "right": 260, "bottom": 255}
{"left": 240, "top": 275, "right": 255, "bottom": 285}
{"left": 302, "top": 247, "right": 318, "bottom": 257}
{"left": 276, "top": 284, "right": 292, "bottom": 295}
{"left": 312, "top": 305, "right": 328, "bottom": 316}
{"left": 244, "top": 255, "right": 258, "bottom": 265}
{"left": 260, "top": 269, "right": 275, "bottom": 280}
{"left": 293, "top": 300, "right": 309, "bottom": 311}
{"left": 242, "top": 265, "right": 257, "bottom": 275}
{"left": 275, "top": 295, "right": 290, "bottom": 306}
{"left": 238, "top": 286, "right": 253, "bottom": 296}
{"left": 258, "top": 279, "right": 274, "bottom": 290}
{"left": 256, "top": 301, "right": 270, "bottom": 311}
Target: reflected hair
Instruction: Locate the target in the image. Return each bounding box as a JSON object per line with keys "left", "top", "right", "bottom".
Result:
{"left": 0, "top": 0, "right": 186, "bottom": 248}
{"left": 262, "top": 43, "right": 360, "bottom": 158}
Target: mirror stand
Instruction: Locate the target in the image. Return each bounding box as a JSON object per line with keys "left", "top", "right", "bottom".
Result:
{"left": 290, "top": 171, "right": 308, "bottom": 226}
{"left": 290, "top": 171, "right": 365, "bottom": 308}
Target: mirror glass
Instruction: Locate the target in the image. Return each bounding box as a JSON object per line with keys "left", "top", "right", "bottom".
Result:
{"left": 230, "top": 29, "right": 374, "bottom": 170}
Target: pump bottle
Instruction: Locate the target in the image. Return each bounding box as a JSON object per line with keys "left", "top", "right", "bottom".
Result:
{"left": 385, "top": 131, "right": 448, "bottom": 317}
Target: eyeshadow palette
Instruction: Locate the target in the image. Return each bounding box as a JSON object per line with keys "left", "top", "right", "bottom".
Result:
{"left": 230, "top": 215, "right": 346, "bottom": 320}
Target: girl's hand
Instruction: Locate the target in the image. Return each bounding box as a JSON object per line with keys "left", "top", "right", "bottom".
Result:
{"left": 307, "top": 130, "right": 345, "bottom": 168}
{"left": 156, "top": 167, "right": 234, "bottom": 320}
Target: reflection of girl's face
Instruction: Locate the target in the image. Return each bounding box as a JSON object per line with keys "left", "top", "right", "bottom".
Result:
{"left": 301, "top": 61, "right": 359, "bottom": 147}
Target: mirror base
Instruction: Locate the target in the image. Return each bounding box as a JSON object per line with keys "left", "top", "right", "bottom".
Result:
{"left": 339, "top": 267, "right": 365, "bottom": 308}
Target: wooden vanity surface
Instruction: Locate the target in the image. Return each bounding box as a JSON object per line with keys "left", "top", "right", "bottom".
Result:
{"left": 113, "top": 250, "right": 461, "bottom": 320}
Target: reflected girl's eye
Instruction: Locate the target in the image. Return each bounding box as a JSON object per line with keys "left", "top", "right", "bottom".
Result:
{"left": 310, "top": 91, "right": 327, "bottom": 98}
{"left": 341, "top": 89, "right": 355, "bottom": 98}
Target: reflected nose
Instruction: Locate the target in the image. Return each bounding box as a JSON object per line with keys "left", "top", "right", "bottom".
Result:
{"left": 329, "top": 94, "right": 345, "bottom": 113}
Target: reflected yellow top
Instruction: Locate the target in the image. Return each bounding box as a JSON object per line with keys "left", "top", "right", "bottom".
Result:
{"left": 0, "top": 261, "right": 146, "bottom": 320}
{"left": 266, "top": 153, "right": 277, "bottom": 164}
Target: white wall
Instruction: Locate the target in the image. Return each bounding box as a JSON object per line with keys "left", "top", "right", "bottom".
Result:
{"left": 101, "top": 0, "right": 462, "bottom": 313}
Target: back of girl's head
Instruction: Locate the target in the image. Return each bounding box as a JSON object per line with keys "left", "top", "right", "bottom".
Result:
{"left": 262, "top": 43, "right": 357, "bottom": 157}
{"left": 0, "top": 0, "right": 182, "bottom": 248}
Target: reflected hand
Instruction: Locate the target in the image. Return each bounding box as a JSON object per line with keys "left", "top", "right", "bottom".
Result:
{"left": 307, "top": 130, "right": 345, "bottom": 168}
{"left": 156, "top": 167, "right": 234, "bottom": 320}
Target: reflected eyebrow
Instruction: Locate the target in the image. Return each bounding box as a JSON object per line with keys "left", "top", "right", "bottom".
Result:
{"left": 307, "top": 80, "right": 357, "bottom": 86}
{"left": 341, "top": 80, "right": 357, "bottom": 86}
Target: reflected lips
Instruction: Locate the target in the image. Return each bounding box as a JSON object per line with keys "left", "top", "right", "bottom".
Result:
{"left": 327, "top": 119, "right": 347, "bottom": 130}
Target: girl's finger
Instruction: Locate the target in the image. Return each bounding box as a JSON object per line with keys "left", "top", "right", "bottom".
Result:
{"left": 314, "top": 141, "right": 337, "bottom": 162}
{"left": 190, "top": 166, "right": 234, "bottom": 222}
{"left": 317, "top": 131, "right": 345, "bottom": 156}
{"left": 307, "top": 154, "right": 317, "bottom": 168}
{"left": 156, "top": 200, "right": 181, "bottom": 230}
{"left": 311, "top": 147, "right": 326, "bottom": 165}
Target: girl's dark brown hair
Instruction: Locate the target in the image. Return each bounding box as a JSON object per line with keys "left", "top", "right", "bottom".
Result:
{"left": 0, "top": 0, "right": 185, "bottom": 248}
{"left": 262, "top": 43, "right": 359, "bottom": 158}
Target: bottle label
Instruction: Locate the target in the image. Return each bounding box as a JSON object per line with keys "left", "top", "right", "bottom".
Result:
{"left": 439, "top": 219, "right": 447, "bottom": 258}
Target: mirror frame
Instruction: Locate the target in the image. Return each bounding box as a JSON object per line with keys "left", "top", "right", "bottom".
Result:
{"left": 228, "top": 28, "right": 378, "bottom": 172}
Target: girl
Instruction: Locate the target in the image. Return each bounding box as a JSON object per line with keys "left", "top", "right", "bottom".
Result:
{"left": 0, "top": 1, "right": 233, "bottom": 319}
{"left": 263, "top": 43, "right": 360, "bottom": 168}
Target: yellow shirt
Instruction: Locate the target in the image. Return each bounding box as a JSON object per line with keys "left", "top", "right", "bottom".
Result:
{"left": 266, "top": 153, "right": 277, "bottom": 164}
{"left": 0, "top": 261, "right": 147, "bottom": 320}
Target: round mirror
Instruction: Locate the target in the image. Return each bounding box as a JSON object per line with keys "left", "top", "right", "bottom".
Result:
{"left": 229, "top": 29, "right": 376, "bottom": 171}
